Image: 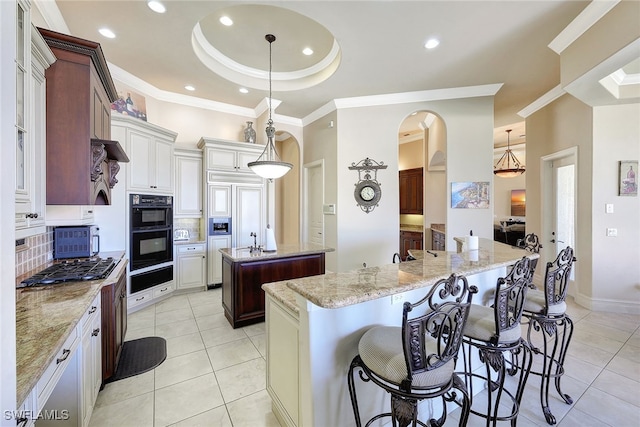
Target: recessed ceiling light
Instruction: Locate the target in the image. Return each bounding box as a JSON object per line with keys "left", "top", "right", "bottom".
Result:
{"left": 98, "top": 28, "right": 116, "bottom": 39}
{"left": 424, "top": 38, "right": 440, "bottom": 49}
{"left": 185, "top": 85, "right": 195, "bottom": 91}
{"left": 239, "top": 87, "right": 249, "bottom": 94}
{"left": 147, "top": 1, "right": 166, "bottom": 13}
{"left": 302, "top": 47, "right": 313, "bottom": 56}
{"left": 219, "top": 16, "right": 233, "bottom": 26}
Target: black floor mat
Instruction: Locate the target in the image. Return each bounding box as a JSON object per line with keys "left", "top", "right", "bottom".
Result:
{"left": 107, "top": 336, "right": 166, "bottom": 383}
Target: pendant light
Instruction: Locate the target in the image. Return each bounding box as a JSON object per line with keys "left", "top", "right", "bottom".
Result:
{"left": 248, "top": 34, "right": 293, "bottom": 181}
{"left": 494, "top": 129, "right": 525, "bottom": 178}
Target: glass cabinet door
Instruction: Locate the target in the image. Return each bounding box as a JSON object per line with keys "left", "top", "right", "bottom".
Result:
{"left": 16, "top": 3, "right": 27, "bottom": 196}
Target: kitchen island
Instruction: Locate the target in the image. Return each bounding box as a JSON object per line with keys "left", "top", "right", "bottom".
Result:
{"left": 262, "top": 239, "right": 537, "bottom": 427}
{"left": 15, "top": 251, "right": 127, "bottom": 424}
{"left": 219, "top": 243, "right": 334, "bottom": 328}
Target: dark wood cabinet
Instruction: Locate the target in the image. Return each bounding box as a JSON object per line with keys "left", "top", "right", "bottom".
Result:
{"left": 432, "top": 230, "right": 445, "bottom": 251}
{"left": 399, "top": 168, "right": 423, "bottom": 214}
{"left": 101, "top": 268, "right": 127, "bottom": 385}
{"left": 39, "top": 28, "right": 127, "bottom": 206}
{"left": 222, "top": 253, "right": 326, "bottom": 328}
{"left": 400, "top": 231, "right": 423, "bottom": 259}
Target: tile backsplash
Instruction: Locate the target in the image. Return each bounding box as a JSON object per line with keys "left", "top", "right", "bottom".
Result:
{"left": 15, "top": 228, "right": 54, "bottom": 277}
{"left": 174, "top": 218, "right": 203, "bottom": 241}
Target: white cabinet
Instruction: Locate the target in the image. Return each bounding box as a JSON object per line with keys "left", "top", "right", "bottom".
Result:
{"left": 176, "top": 243, "right": 206, "bottom": 290}
{"left": 15, "top": 23, "right": 55, "bottom": 239}
{"left": 208, "top": 184, "right": 232, "bottom": 217}
{"left": 207, "top": 235, "right": 231, "bottom": 285}
{"left": 113, "top": 114, "right": 177, "bottom": 194}
{"left": 174, "top": 149, "right": 203, "bottom": 217}
{"left": 80, "top": 294, "right": 101, "bottom": 427}
{"left": 202, "top": 143, "right": 262, "bottom": 174}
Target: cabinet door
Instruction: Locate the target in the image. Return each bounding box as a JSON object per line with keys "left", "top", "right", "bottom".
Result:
{"left": 175, "top": 155, "right": 202, "bottom": 217}
{"left": 208, "top": 184, "right": 232, "bottom": 217}
{"left": 127, "top": 130, "right": 154, "bottom": 191}
{"left": 177, "top": 251, "right": 206, "bottom": 290}
{"left": 205, "top": 147, "right": 238, "bottom": 172}
{"left": 154, "top": 138, "right": 174, "bottom": 193}
{"left": 235, "top": 185, "right": 265, "bottom": 248}
{"left": 237, "top": 149, "right": 260, "bottom": 173}
{"left": 208, "top": 235, "right": 231, "bottom": 285}
{"left": 399, "top": 168, "right": 423, "bottom": 215}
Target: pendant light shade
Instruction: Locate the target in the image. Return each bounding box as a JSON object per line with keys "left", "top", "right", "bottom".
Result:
{"left": 494, "top": 129, "right": 525, "bottom": 178}
{"left": 248, "top": 34, "right": 293, "bottom": 181}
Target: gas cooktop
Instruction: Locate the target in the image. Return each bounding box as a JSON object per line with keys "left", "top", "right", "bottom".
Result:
{"left": 19, "top": 257, "right": 118, "bottom": 288}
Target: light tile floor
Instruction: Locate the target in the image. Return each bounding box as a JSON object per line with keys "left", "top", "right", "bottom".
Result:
{"left": 88, "top": 288, "right": 640, "bottom": 427}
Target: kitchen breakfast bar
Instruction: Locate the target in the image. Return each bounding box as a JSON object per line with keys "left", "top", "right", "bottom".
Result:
{"left": 262, "top": 238, "right": 538, "bottom": 427}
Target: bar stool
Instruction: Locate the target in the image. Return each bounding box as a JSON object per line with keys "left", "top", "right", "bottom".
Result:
{"left": 347, "top": 274, "right": 477, "bottom": 427}
{"left": 459, "top": 256, "right": 533, "bottom": 427}
{"left": 516, "top": 233, "right": 542, "bottom": 289}
{"left": 522, "top": 246, "right": 576, "bottom": 425}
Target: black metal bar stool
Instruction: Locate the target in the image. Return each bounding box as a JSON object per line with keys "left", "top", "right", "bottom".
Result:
{"left": 522, "top": 246, "right": 576, "bottom": 425}
{"left": 459, "top": 256, "right": 533, "bottom": 427}
{"left": 516, "top": 233, "right": 542, "bottom": 289}
{"left": 347, "top": 274, "right": 477, "bottom": 427}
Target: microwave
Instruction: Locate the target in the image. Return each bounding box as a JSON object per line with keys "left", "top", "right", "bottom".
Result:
{"left": 54, "top": 226, "right": 100, "bottom": 259}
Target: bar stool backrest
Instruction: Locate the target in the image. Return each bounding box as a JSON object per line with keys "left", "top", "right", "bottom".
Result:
{"left": 492, "top": 256, "right": 533, "bottom": 345}
{"left": 401, "top": 274, "right": 477, "bottom": 387}
{"left": 543, "top": 246, "right": 576, "bottom": 315}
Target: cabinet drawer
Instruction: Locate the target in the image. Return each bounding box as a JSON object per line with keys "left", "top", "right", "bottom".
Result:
{"left": 128, "top": 290, "right": 153, "bottom": 309}
{"left": 153, "top": 282, "right": 175, "bottom": 299}
{"left": 80, "top": 293, "right": 101, "bottom": 332}
{"left": 36, "top": 326, "right": 79, "bottom": 407}
{"left": 177, "top": 244, "right": 205, "bottom": 254}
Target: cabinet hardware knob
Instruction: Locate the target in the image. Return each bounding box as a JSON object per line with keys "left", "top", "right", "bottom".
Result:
{"left": 89, "top": 306, "right": 97, "bottom": 314}
{"left": 92, "top": 328, "right": 100, "bottom": 336}
{"left": 56, "top": 349, "right": 71, "bottom": 364}
{"left": 33, "top": 213, "right": 38, "bottom": 218}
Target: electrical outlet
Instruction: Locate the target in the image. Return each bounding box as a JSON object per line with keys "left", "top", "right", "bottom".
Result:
{"left": 605, "top": 204, "right": 614, "bottom": 214}
{"left": 391, "top": 294, "right": 404, "bottom": 305}
{"left": 606, "top": 228, "right": 618, "bottom": 237}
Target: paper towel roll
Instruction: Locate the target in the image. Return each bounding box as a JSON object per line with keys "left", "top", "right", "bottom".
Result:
{"left": 467, "top": 236, "right": 479, "bottom": 251}
{"left": 265, "top": 225, "right": 277, "bottom": 252}
{"left": 469, "top": 250, "right": 479, "bottom": 262}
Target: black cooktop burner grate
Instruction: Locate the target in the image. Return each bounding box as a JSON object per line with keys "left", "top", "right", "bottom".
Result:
{"left": 19, "top": 257, "right": 117, "bottom": 288}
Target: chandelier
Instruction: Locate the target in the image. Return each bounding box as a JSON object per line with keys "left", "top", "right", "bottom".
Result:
{"left": 248, "top": 34, "right": 293, "bottom": 181}
{"left": 494, "top": 129, "right": 525, "bottom": 178}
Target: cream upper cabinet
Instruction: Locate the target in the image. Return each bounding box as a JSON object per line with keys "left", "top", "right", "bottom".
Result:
{"left": 208, "top": 184, "right": 232, "bottom": 217}
{"left": 114, "top": 114, "right": 177, "bottom": 195}
{"left": 198, "top": 137, "right": 264, "bottom": 174}
{"left": 174, "top": 148, "right": 203, "bottom": 218}
{"left": 15, "top": 21, "right": 55, "bottom": 239}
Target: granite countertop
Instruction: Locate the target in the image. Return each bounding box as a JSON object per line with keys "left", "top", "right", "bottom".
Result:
{"left": 220, "top": 243, "right": 334, "bottom": 262}
{"left": 400, "top": 224, "right": 423, "bottom": 233}
{"left": 262, "top": 239, "right": 537, "bottom": 310}
{"left": 174, "top": 239, "right": 206, "bottom": 246}
{"left": 15, "top": 251, "right": 126, "bottom": 406}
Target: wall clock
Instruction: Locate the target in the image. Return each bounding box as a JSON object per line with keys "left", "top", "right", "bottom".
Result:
{"left": 349, "top": 157, "right": 387, "bottom": 213}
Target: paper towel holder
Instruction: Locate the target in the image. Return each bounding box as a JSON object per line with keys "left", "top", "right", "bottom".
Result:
{"left": 264, "top": 224, "right": 277, "bottom": 252}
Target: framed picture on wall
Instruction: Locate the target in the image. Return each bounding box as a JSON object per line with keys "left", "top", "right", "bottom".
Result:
{"left": 619, "top": 160, "right": 637, "bottom": 196}
{"left": 451, "top": 181, "right": 490, "bottom": 208}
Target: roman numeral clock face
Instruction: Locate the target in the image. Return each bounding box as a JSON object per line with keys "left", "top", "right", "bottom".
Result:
{"left": 354, "top": 179, "right": 382, "bottom": 213}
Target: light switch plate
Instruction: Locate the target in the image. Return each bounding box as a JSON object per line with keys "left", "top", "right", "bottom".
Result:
{"left": 322, "top": 204, "right": 336, "bottom": 215}
{"left": 605, "top": 204, "right": 614, "bottom": 213}
{"left": 606, "top": 228, "right": 617, "bottom": 237}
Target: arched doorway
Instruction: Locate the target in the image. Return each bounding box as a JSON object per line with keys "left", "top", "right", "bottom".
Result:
{"left": 398, "top": 111, "right": 447, "bottom": 254}
{"left": 274, "top": 132, "right": 301, "bottom": 244}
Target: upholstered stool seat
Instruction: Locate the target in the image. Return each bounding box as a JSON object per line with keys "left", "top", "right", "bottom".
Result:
{"left": 348, "top": 274, "right": 477, "bottom": 427}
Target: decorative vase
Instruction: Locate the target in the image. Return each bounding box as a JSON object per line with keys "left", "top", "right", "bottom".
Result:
{"left": 244, "top": 121, "right": 256, "bottom": 144}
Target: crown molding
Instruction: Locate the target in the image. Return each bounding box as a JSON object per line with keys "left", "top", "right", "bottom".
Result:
{"left": 517, "top": 84, "right": 566, "bottom": 118}
{"left": 548, "top": 0, "right": 619, "bottom": 54}
{"left": 33, "top": 0, "right": 70, "bottom": 34}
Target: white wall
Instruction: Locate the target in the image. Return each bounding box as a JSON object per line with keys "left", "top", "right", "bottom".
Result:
{"left": 592, "top": 103, "right": 640, "bottom": 311}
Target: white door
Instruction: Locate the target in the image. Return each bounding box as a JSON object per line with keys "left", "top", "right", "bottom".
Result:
{"left": 305, "top": 161, "right": 324, "bottom": 245}
{"left": 542, "top": 148, "right": 577, "bottom": 282}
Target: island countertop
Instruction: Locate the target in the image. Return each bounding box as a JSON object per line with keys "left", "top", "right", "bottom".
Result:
{"left": 219, "top": 242, "right": 334, "bottom": 262}
{"left": 263, "top": 239, "right": 536, "bottom": 310}
{"left": 15, "top": 251, "right": 126, "bottom": 406}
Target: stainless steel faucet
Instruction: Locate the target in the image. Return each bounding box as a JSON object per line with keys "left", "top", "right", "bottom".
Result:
{"left": 249, "top": 232, "right": 262, "bottom": 253}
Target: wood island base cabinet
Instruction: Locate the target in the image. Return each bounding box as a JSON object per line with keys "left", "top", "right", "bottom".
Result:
{"left": 221, "top": 253, "right": 325, "bottom": 328}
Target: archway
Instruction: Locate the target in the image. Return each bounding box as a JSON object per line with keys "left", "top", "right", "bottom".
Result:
{"left": 274, "top": 132, "right": 301, "bottom": 244}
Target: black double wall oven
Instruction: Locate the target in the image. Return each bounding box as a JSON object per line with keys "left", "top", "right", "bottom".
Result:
{"left": 129, "top": 194, "right": 173, "bottom": 294}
